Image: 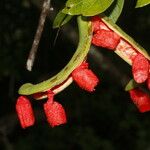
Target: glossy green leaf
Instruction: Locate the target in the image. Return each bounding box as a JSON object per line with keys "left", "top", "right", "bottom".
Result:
{"left": 125, "top": 79, "right": 139, "bottom": 91}
{"left": 105, "top": 0, "right": 124, "bottom": 23}
{"left": 62, "top": 0, "right": 114, "bottom": 16}
{"left": 53, "top": 11, "right": 73, "bottom": 28}
{"left": 135, "top": 0, "right": 150, "bottom": 8}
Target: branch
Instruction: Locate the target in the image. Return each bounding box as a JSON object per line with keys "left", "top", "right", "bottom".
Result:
{"left": 26, "top": 0, "right": 51, "bottom": 71}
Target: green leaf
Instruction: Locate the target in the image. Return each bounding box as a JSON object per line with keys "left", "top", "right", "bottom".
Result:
{"left": 135, "top": 0, "right": 150, "bottom": 8}
{"left": 125, "top": 79, "right": 139, "bottom": 91}
{"left": 62, "top": 0, "right": 114, "bottom": 16}
{"left": 105, "top": 0, "right": 124, "bottom": 23}
{"left": 53, "top": 11, "right": 73, "bottom": 28}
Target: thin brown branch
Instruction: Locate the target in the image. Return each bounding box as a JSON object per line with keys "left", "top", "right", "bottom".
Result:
{"left": 26, "top": 0, "right": 51, "bottom": 71}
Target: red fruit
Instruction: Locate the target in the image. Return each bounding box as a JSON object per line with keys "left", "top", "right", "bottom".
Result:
{"left": 72, "top": 62, "right": 99, "bottom": 92}
{"left": 91, "top": 16, "right": 110, "bottom": 32}
{"left": 132, "top": 53, "right": 149, "bottom": 83}
{"left": 91, "top": 16, "right": 101, "bottom": 32}
{"left": 44, "top": 91, "right": 67, "bottom": 127}
{"left": 129, "top": 88, "right": 150, "bottom": 113}
{"left": 44, "top": 100, "right": 67, "bottom": 127}
{"left": 92, "top": 29, "right": 121, "bottom": 50}
{"left": 16, "top": 96, "right": 35, "bottom": 129}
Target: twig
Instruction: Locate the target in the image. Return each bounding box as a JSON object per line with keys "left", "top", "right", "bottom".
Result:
{"left": 26, "top": 0, "right": 51, "bottom": 71}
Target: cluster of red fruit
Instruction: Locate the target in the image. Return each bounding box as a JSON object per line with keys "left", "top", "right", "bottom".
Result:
{"left": 16, "top": 15, "right": 150, "bottom": 129}
{"left": 130, "top": 53, "right": 150, "bottom": 113}
{"left": 91, "top": 16, "right": 150, "bottom": 113}
{"left": 16, "top": 92, "right": 67, "bottom": 129}
{"left": 16, "top": 62, "right": 99, "bottom": 128}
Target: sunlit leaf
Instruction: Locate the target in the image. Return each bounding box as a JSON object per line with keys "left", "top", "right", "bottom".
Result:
{"left": 62, "top": 0, "right": 114, "bottom": 16}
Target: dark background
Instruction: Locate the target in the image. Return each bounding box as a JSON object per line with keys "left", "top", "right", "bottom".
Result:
{"left": 0, "top": 0, "right": 150, "bottom": 150}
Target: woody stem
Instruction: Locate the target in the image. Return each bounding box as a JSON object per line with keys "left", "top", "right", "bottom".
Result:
{"left": 26, "top": 0, "right": 51, "bottom": 71}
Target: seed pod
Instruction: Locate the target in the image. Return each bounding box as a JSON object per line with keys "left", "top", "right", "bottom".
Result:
{"left": 132, "top": 53, "right": 149, "bottom": 83}
{"left": 92, "top": 29, "right": 121, "bottom": 50}
{"left": 72, "top": 62, "right": 99, "bottom": 92}
{"left": 44, "top": 91, "right": 67, "bottom": 127}
{"left": 16, "top": 96, "right": 35, "bottom": 129}
{"left": 129, "top": 88, "right": 150, "bottom": 113}
{"left": 44, "top": 100, "right": 67, "bottom": 127}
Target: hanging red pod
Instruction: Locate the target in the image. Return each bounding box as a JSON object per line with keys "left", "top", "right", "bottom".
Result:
{"left": 43, "top": 91, "right": 67, "bottom": 127}
{"left": 129, "top": 88, "right": 150, "bottom": 113}
{"left": 16, "top": 96, "right": 35, "bottom": 129}
{"left": 132, "top": 53, "right": 149, "bottom": 83}
{"left": 72, "top": 62, "right": 99, "bottom": 92}
{"left": 92, "top": 29, "right": 121, "bottom": 50}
